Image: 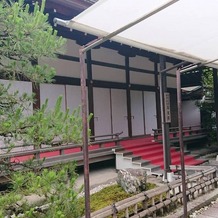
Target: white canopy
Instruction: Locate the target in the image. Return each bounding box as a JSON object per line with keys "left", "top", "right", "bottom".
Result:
{"left": 54, "top": 0, "right": 218, "bottom": 69}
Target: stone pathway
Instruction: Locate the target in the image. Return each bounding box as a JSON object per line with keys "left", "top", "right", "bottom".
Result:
{"left": 76, "top": 165, "right": 118, "bottom": 190}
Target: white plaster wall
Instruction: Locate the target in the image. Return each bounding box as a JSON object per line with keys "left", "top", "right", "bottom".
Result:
{"left": 144, "top": 91, "right": 157, "bottom": 134}
{"left": 39, "top": 58, "right": 82, "bottom": 78}
{"left": 40, "top": 83, "right": 66, "bottom": 111}
{"left": 0, "top": 79, "right": 33, "bottom": 115}
{"left": 93, "top": 88, "right": 112, "bottom": 136}
{"left": 182, "top": 100, "right": 201, "bottom": 127}
{"left": 167, "top": 76, "right": 177, "bottom": 88}
{"left": 158, "top": 62, "right": 176, "bottom": 75}
{"left": 157, "top": 62, "right": 176, "bottom": 88}
{"left": 166, "top": 61, "right": 176, "bottom": 88}
{"left": 92, "top": 65, "right": 126, "bottom": 83}
{"left": 129, "top": 56, "right": 153, "bottom": 70}
{"left": 92, "top": 47, "right": 124, "bottom": 65}
{"left": 65, "top": 39, "right": 80, "bottom": 57}
{"left": 51, "top": 39, "right": 80, "bottom": 57}
{"left": 165, "top": 62, "right": 176, "bottom": 75}
{"left": 130, "top": 71, "right": 155, "bottom": 86}
{"left": 111, "top": 89, "right": 128, "bottom": 137}
{"left": 65, "top": 85, "right": 81, "bottom": 113}
{"left": 157, "top": 75, "right": 177, "bottom": 88}
{"left": 131, "top": 90, "right": 144, "bottom": 136}
{"left": 0, "top": 79, "right": 32, "bottom": 95}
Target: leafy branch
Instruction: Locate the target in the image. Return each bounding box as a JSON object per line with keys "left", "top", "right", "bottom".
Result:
{"left": 0, "top": 0, "right": 66, "bottom": 84}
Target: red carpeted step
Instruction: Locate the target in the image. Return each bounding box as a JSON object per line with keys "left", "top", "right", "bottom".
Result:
{"left": 121, "top": 142, "right": 160, "bottom": 150}
{"left": 148, "top": 158, "right": 205, "bottom": 170}
{"left": 172, "top": 155, "right": 197, "bottom": 163}
{"left": 120, "top": 138, "right": 206, "bottom": 169}
{"left": 148, "top": 159, "right": 164, "bottom": 168}
{"left": 170, "top": 147, "right": 180, "bottom": 152}
{"left": 172, "top": 157, "right": 204, "bottom": 165}
{"left": 125, "top": 144, "right": 163, "bottom": 154}
{"left": 121, "top": 138, "right": 154, "bottom": 146}
{"left": 144, "top": 156, "right": 164, "bottom": 164}
{"left": 153, "top": 160, "right": 198, "bottom": 169}
{"left": 135, "top": 147, "right": 182, "bottom": 160}
{"left": 134, "top": 148, "right": 163, "bottom": 157}
{"left": 170, "top": 152, "right": 185, "bottom": 159}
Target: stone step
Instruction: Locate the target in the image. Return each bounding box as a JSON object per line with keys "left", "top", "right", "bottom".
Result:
{"left": 132, "top": 159, "right": 161, "bottom": 171}
{"left": 123, "top": 154, "right": 142, "bottom": 161}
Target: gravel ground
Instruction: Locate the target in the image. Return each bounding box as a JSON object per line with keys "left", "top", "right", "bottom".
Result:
{"left": 189, "top": 198, "right": 218, "bottom": 218}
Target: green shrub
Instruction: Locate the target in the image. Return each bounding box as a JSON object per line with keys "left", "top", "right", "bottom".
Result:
{"left": 0, "top": 163, "right": 82, "bottom": 218}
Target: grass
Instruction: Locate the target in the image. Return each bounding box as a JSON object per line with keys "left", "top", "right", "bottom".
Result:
{"left": 78, "top": 182, "right": 157, "bottom": 216}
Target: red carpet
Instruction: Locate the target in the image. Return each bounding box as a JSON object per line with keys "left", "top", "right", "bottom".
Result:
{"left": 10, "top": 136, "right": 205, "bottom": 169}
{"left": 120, "top": 136, "right": 206, "bottom": 169}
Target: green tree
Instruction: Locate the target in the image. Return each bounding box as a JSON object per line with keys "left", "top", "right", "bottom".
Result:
{"left": 0, "top": 0, "right": 90, "bottom": 147}
{"left": 0, "top": 0, "right": 64, "bottom": 82}
{"left": 197, "top": 67, "right": 216, "bottom": 142}
{"left": 0, "top": 1, "right": 88, "bottom": 216}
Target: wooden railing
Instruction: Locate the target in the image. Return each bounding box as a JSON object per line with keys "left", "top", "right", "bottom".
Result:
{"left": 87, "top": 166, "right": 217, "bottom": 218}
{"left": 152, "top": 125, "right": 207, "bottom": 142}
{"left": 90, "top": 132, "right": 123, "bottom": 148}
{"left": 0, "top": 132, "right": 122, "bottom": 177}
{"left": 0, "top": 132, "right": 122, "bottom": 159}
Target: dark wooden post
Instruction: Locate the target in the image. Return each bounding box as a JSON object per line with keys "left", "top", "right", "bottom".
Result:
{"left": 154, "top": 60, "right": 161, "bottom": 129}
{"left": 32, "top": 83, "right": 40, "bottom": 110}
{"left": 125, "top": 56, "right": 132, "bottom": 137}
{"left": 86, "top": 50, "right": 95, "bottom": 136}
{"left": 159, "top": 55, "right": 171, "bottom": 181}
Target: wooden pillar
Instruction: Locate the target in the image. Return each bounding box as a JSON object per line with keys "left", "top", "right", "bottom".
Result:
{"left": 125, "top": 56, "right": 132, "bottom": 137}
{"left": 32, "top": 83, "right": 40, "bottom": 110}
{"left": 159, "top": 55, "right": 171, "bottom": 180}
{"left": 154, "top": 60, "right": 161, "bottom": 129}
{"left": 32, "top": 60, "right": 40, "bottom": 110}
{"left": 86, "top": 50, "right": 95, "bottom": 136}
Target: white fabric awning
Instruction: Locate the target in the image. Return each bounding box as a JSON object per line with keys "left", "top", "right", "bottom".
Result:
{"left": 54, "top": 0, "right": 218, "bottom": 69}
{"left": 181, "top": 86, "right": 201, "bottom": 93}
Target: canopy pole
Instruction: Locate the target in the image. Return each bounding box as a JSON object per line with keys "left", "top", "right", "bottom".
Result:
{"left": 176, "top": 68, "right": 187, "bottom": 218}
{"left": 74, "top": 2, "right": 179, "bottom": 217}
{"left": 159, "top": 55, "right": 171, "bottom": 181}
{"left": 160, "top": 61, "right": 188, "bottom": 73}
{"left": 213, "top": 68, "right": 218, "bottom": 142}
{"left": 81, "top": 0, "right": 179, "bottom": 53}
{"left": 79, "top": 49, "right": 91, "bottom": 218}
{"left": 180, "top": 58, "right": 218, "bottom": 73}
